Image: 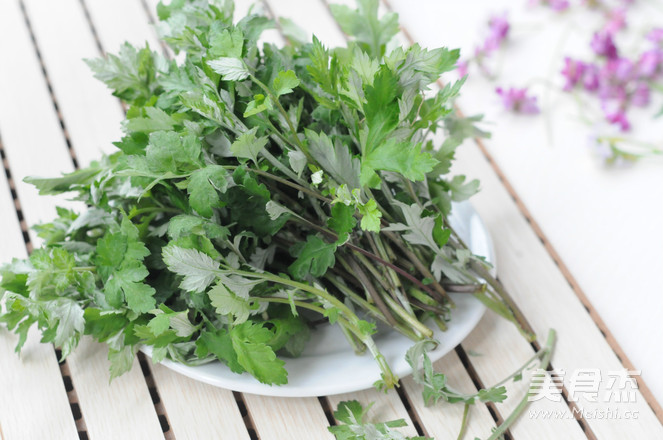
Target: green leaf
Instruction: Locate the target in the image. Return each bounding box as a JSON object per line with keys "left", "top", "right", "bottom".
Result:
{"left": 306, "top": 129, "right": 361, "bottom": 189}
{"left": 162, "top": 245, "right": 220, "bottom": 293}
{"left": 288, "top": 235, "right": 337, "bottom": 280}
{"left": 196, "top": 328, "right": 243, "bottom": 373}
{"left": 109, "top": 345, "right": 137, "bottom": 380}
{"left": 288, "top": 150, "right": 307, "bottom": 176}
{"left": 105, "top": 264, "right": 156, "bottom": 313}
{"left": 230, "top": 127, "right": 268, "bottom": 165}
{"left": 362, "top": 66, "right": 400, "bottom": 155}
{"left": 272, "top": 70, "right": 300, "bottom": 97}
{"left": 24, "top": 166, "right": 101, "bottom": 195}
{"left": 362, "top": 139, "right": 438, "bottom": 185}
{"left": 478, "top": 386, "right": 507, "bottom": 403}
{"left": 231, "top": 321, "right": 287, "bottom": 385}
{"left": 126, "top": 107, "right": 177, "bottom": 133}
{"left": 447, "top": 175, "right": 480, "bottom": 201}
{"left": 187, "top": 165, "right": 229, "bottom": 217}
{"left": 209, "top": 28, "right": 244, "bottom": 58}
{"left": 207, "top": 57, "right": 250, "bottom": 81}
{"left": 327, "top": 203, "right": 357, "bottom": 244}
{"left": 207, "top": 281, "right": 251, "bottom": 324}
{"left": 148, "top": 313, "right": 171, "bottom": 336}
{"left": 329, "top": 0, "right": 399, "bottom": 58}
{"left": 357, "top": 199, "right": 382, "bottom": 233}
{"left": 243, "top": 93, "right": 273, "bottom": 117}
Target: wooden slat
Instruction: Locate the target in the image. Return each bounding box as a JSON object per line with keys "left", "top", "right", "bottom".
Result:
{"left": 243, "top": 394, "right": 334, "bottom": 440}
{"left": 21, "top": 0, "right": 124, "bottom": 168}
{"left": 454, "top": 130, "right": 663, "bottom": 438}
{"left": 0, "top": 144, "right": 78, "bottom": 439}
{"left": 0, "top": 0, "right": 77, "bottom": 245}
{"left": 0, "top": 328, "right": 80, "bottom": 440}
{"left": 65, "top": 338, "right": 164, "bottom": 439}
{"left": 13, "top": 1, "right": 165, "bottom": 438}
{"left": 83, "top": 0, "right": 162, "bottom": 54}
{"left": 150, "top": 364, "right": 251, "bottom": 439}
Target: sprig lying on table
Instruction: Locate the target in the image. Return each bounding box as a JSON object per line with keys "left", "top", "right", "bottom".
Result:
{"left": 0, "top": 0, "right": 528, "bottom": 394}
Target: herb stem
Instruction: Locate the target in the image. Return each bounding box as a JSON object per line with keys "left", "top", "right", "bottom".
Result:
{"left": 457, "top": 403, "right": 470, "bottom": 440}
{"left": 485, "top": 329, "right": 556, "bottom": 440}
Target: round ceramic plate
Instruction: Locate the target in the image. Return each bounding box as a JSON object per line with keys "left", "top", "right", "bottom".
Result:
{"left": 141, "top": 201, "right": 494, "bottom": 397}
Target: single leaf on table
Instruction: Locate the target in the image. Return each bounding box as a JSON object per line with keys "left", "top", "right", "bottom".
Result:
{"left": 329, "top": 400, "right": 429, "bottom": 440}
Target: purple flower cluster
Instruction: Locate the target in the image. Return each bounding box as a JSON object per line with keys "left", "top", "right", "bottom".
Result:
{"left": 562, "top": 16, "right": 663, "bottom": 131}
{"left": 496, "top": 87, "right": 540, "bottom": 114}
{"left": 457, "top": 13, "right": 510, "bottom": 78}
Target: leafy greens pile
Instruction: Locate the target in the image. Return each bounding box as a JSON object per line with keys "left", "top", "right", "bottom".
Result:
{"left": 0, "top": 0, "right": 526, "bottom": 389}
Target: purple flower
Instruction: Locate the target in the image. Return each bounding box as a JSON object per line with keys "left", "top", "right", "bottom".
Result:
{"left": 612, "top": 57, "right": 635, "bottom": 82}
{"left": 561, "top": 57, "right": 586, "bottom": 90}
{"left": 496, "top": 87, "right": 540, "bottom": 114}
{"left": 647, "top": 28, "right": 663, "bottom": 45}
{"left": 582, "top": 63, "right": 601, "bottom": 91}
{"left": 638, "top": 50, "right": 663, "bottom": 78}
{"left": 604, "top": 108, "right": 630, "bottom": 131}
{"left": 591, "top": 31, "right": 618, "bottom": 59}
{"left": 457, "top": 60, "right": 469, "bottom": 77}
{"left": 483, "top": 13, "right": 510, "bottom": 52}
{"left": 630, "top": 82, "right": 650, "bottom": 107}
{"left": 604, "top": 8, "right": 627, "bottom": 34}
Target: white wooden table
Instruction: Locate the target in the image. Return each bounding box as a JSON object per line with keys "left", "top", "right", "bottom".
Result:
{"left": 0, "top": 1, "right": 661, "bottom": 439}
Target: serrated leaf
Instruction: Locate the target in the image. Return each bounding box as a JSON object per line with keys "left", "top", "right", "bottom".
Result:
{"left": 272, "top": 70, "right": 300, "bottom": 97}
{"left": 207, "top": 57, "right": 250, "bottom": 81}
{"left": 288, "top": 235, "right": 337, "bottom": 280}
{"left": 207, "top": 281, "right": 250, "bottom": 324}
{"left": 231, "top": 321, "right": 287, "bottom": 385}
{"left": 230, "top": 127, "right": 268, "bottom": 165}
{"left": 187, "top": 165, "right": 228, "bottom": 217}
{"left": 306, "top": 129, "right": 361, "bottom": 189}
{"left": 163, "top": 245, "right": 220, "bottom": 292}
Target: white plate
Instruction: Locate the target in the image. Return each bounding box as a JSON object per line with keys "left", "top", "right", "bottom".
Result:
{"left": 142, "top": 201, "right": 494, "bottom": 397}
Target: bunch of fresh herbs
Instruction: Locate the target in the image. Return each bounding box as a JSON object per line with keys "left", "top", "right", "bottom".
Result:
{"left": 0, "top": 0, "right": 528, "bottom": 398}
